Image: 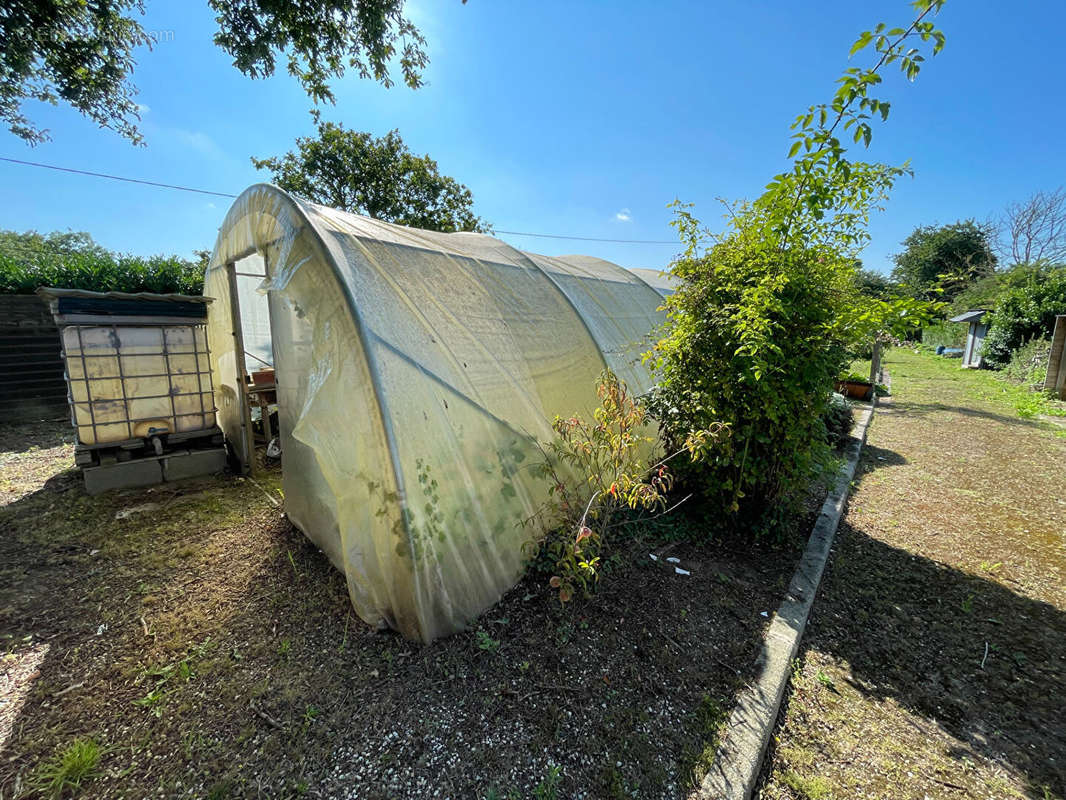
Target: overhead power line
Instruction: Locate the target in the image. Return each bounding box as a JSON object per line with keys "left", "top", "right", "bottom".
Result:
{"left": 0, "top": 240, "right": 667, "bottom": 272}
{"left": 492, "top": 229, "right": 677, "bottom": 245}
{"left": 0, "top": 156, "right": 238, "bottom": 199}
{"left": 0, "top": 156, "right": 680, "bottom": 246}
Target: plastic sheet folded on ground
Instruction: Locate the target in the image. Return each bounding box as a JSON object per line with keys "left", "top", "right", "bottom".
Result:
{"left": 205, "top": 184, "right": 668, "bottom": 641}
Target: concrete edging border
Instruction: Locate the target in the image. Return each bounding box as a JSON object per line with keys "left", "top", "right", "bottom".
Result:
{"left": 694, "top": 396, "right": 878, "bottom": 800}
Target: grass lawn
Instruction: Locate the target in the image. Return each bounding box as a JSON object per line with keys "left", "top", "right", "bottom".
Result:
{"left": 759, "top": 348, "right": 1066, "bottom": 800}
{"left": 0, "top": 417, "right": 811, "bottom": 799}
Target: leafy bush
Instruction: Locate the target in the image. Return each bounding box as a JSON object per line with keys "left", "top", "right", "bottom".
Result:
{"left": 0, "top": 229, "right": 207, "bottom": 295}
{"left": 823, "top": 393, "right": 855, "bottom": 450}
{"left": 647, "top": 2, "right": 945, "bottom": 537}
{"left": 983, "top": 266, "right": 1066, "bottom": 367}
{"left": 1003, "top": 337, "right": 1050, "bottom": 387}
{"left": 648, "top": 216, "right": 863, "bottom": 533}
{"left": 526, "top": 370, "right": 721, "bottom": 602}
{"left": 839, "top": 371, "right": 871, "bottom": 383}
{"left": 949, "top": 262, "right": 1055, "bottom": 316}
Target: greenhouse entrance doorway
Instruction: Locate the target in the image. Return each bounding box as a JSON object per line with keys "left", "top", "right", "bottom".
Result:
{"left": 222, "top": 251, "right": 279, "bottom": 474}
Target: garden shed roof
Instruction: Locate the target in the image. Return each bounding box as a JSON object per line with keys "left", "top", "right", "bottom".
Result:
{"left": 949, "top": 309, "right": 988, "bottom": 323}
{"left": 36, "top": 287, "right": 212, "bottom": 304}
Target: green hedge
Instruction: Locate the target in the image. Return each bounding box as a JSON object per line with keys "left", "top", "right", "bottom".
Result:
{"left": 0, "top": 230, "right": 206, "bottom": 295}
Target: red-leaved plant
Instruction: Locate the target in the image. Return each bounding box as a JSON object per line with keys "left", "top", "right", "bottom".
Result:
{"left": 526, "top": 370, "right": 724, "bottom": 603}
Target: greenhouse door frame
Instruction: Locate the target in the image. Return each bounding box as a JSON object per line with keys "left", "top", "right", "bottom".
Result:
{"left": 222, "top": 246, "right": 281, "bottom": 476}
{"left": 224, "top": 258, "right": 256, "bottom": 474}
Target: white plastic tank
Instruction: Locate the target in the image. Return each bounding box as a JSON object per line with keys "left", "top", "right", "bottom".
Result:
{"left": 38, "top": 289, "right": 217, "bottom": 445}
{"left": 62, "top": 324, "right": 215, "bottom": 443}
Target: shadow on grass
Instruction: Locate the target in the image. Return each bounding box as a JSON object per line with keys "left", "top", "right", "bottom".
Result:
{"left": 801, "top": 516, "right": 1066, "bottom": 797}
{"left": 0, "top": 464, "right": 384, "bottom": 797}
{"left": 887, "top": 399, "right": 1053, "bottom": 432}
{"left": 858, "top": 443, "right": 907, "bottom": 469}
{"left": 0, "top": 420, "right": 73, "bottom": 455}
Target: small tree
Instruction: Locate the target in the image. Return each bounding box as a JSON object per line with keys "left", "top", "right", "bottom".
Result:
{"left": 252, "top": 123, "right": 488, "bottom": 233}
{"left": 649, "top": 2, "right": 946, "bottom": 535}
{"left": 891, "top": 220, "right": 998, "bottom": 301}
{"left": 527, "top": 370, "right": 720, "bottom": 602}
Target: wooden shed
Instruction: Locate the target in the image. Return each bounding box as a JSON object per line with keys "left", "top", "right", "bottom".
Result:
{"left": 1045, "top": 315, "right": 1066, "bottom": 399}
{"left": 0, "top": 295, "right": 68, "bottom": 422}
{"left": 950, "top": 310, "right": 989, "bottom": 368}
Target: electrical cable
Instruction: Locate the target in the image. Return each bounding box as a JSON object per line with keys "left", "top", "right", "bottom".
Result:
{"left": 1, "top": 156, "right": 681, "bottom": 246}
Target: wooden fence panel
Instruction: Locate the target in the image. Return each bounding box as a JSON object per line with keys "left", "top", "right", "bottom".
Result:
{"left": 0, "top": 295, "right": 69, "bottom": 423}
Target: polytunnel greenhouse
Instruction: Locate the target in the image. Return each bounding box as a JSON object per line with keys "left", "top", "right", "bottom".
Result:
{"left": 205, "top": 184, "right": 670, "bottom": 641}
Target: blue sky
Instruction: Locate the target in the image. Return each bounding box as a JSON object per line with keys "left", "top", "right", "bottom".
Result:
{"left": 0, "top": 0, "right": 1061, "bottom": 274}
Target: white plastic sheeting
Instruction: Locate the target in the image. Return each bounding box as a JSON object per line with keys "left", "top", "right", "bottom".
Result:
{"left": 629, "top": 268, "right": 676, "bottom": 296}
{"left": 234, "top": 253, "right": 273, "bottom": 367}
{"left": 205, "top": 185, "right": 666, "bottom": 641}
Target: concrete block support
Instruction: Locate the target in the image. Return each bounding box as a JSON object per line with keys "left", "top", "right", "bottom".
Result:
{"left": 82, "top": 447, "right": 227, "bottom": 494}
{"left": 83, "top": 459, "right": 163, "bottom": 495}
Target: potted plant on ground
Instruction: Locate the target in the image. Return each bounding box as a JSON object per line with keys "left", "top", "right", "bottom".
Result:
{"left": 835, "top": 371, "right": 874, "bottom": 400}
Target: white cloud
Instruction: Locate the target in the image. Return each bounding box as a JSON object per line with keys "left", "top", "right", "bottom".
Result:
{"left": 171, "top": 128, "right": 227, "bottom": 161}
{"left": 615, "top": 208, "right": 632, "bottom": 222}
{"left": 136, "top": 103, "right": 151, "bottom": 115}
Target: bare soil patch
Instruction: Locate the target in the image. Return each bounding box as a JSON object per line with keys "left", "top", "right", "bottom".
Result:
{"left": 0, "top": 420, "right": 811, "bottom": 799}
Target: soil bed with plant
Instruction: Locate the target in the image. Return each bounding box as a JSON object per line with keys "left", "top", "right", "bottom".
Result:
{"left": 0, "top": 420, "right": 816, "bottom": 800}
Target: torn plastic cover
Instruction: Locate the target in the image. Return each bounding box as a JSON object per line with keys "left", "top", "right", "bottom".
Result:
{"left": 205, "top": 184, "right": 667, "bottom": 641}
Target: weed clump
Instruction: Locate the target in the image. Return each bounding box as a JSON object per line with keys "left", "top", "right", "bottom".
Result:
{"left": 33, "top": 738, "right": 101, "bottom": 798}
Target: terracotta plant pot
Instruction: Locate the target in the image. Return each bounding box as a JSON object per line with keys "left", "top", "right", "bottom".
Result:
{"left": 835, "top": 379, "right": 873, "bottom": 400}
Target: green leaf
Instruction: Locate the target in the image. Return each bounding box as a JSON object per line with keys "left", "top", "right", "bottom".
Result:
{"left": 849, "top": 31, "right": 873, "bottom": 57}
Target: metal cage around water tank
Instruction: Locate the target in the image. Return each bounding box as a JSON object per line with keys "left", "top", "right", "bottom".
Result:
{"left": 38, "top": 288, "right": 227, "bottom": 493}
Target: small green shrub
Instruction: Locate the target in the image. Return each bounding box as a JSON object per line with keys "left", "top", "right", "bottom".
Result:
{"left": 526, "top": 370, "right": 720, "bottom": 602}
{"left": 838, "top": 371, "right": 871, "bottom": 383}
{"left": 475, "top": 629, "right": 500, "bottom": 653}
{"left": 33, "top": 738, "right": 101, "bottom": 798}
{"left": 1003, "top": 337, "right": 1051, "bottom": 387}
{"left": 533, "top": 765, "right": 562, "bottom": 800}
{"left": 822, "top": 393, "right": 854, "bottom": 450}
